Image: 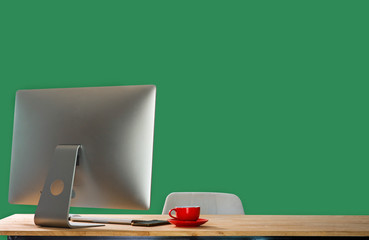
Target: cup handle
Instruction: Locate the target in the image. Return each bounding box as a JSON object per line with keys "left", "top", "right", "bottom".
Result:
{"left": 169, "top": 209, "right": 177, "bottom": 219}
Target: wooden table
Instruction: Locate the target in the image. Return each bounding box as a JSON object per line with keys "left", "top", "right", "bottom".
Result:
{"left": 1, "top": 214, "right": 369, "bottom": 239}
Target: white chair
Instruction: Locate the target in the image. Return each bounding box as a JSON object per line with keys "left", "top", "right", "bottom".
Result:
{"left": 162, "top": 192, "right": 245, "bottom": 215}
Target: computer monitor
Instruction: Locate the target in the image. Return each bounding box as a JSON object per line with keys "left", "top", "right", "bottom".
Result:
{"left": 8, "top": 85, "right": 156, "bottom": 228}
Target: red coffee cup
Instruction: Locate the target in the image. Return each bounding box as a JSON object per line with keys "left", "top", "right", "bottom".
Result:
{"left": 169, "top": 206, "right": 200, "bottom": 221}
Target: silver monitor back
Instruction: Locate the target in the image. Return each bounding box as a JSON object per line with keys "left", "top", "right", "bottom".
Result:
{"left": 9, "top": 85, "right": 156, "bottom": 210}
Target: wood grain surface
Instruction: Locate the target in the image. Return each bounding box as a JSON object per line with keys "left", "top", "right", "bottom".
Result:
{"left": 1, "top": 214, "right": 369, "bottom": 237}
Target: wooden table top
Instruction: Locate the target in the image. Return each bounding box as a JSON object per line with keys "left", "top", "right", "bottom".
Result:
{"left": 1, "top": 214, "right": 369, "bottom": 237}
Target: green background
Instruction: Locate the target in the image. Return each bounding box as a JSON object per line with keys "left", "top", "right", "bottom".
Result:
{"left": 0, "top": 0, "right": 368, "bottom": 223}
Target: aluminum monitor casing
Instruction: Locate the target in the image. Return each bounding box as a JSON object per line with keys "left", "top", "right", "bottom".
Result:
{"left": 9, "top": 85, "right": 156, "bottom": 211}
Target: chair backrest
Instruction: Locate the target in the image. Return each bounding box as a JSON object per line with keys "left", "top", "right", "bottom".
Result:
{"left": 162, "top": 192, "right": 245, "bottom": 215}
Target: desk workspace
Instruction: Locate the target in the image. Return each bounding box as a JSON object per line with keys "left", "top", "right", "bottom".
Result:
{"left": 1, "top": 214, "right": 369, "bottom": 239}
{"left": 4, "top": 86, "right": 369, "bottom": 240}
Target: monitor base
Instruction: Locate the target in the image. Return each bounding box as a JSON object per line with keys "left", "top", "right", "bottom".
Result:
{"left": 34, "top": 145, "right": 104, "bottom": 228}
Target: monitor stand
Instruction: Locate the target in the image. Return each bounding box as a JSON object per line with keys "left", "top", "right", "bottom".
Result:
{"left": 34, "top": 145, "right": 104, "bottom": 228}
